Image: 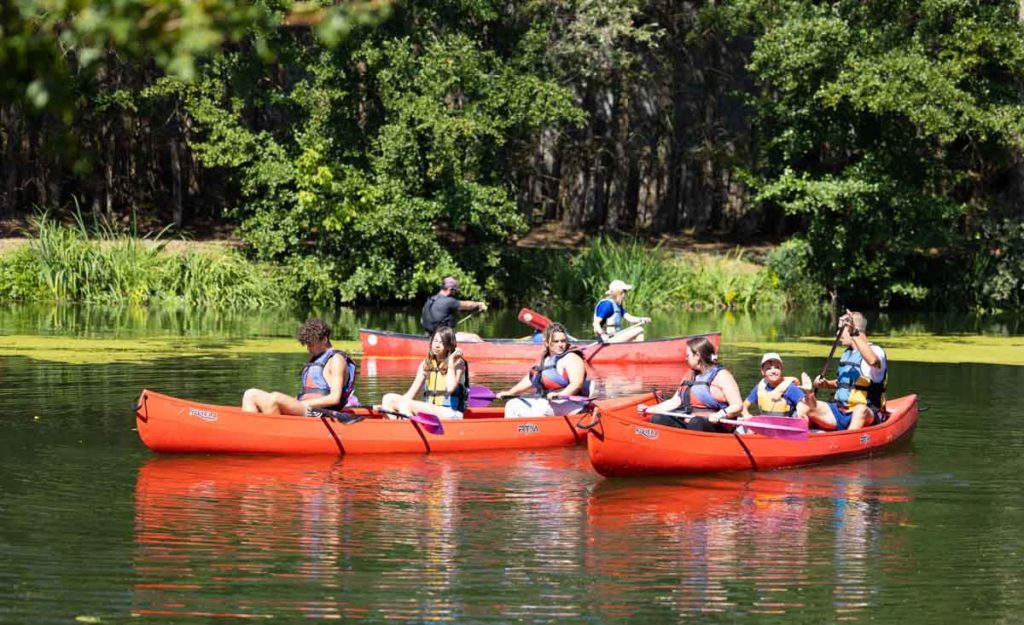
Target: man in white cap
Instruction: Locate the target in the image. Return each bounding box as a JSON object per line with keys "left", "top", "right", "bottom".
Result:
{"left": 591, "top": 279, "right": 651, "bottom": 343}
{"left": 741, "top": 352, "right": 810, "bottom": 420}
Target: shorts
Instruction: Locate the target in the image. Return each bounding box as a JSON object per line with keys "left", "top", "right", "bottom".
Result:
{"left": 827, "top": 402, "right": 875, "bottom": 431}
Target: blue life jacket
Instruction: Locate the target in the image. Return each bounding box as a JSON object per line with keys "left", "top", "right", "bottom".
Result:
{"left": 834, "top": 346, "right": 887, "bottom": 411}
{"left": 530, "top": 350, "right": 591, "bottom": 396}
{"left": 298, "top": 349, "right": 356, "bottom": 409}
{"left": 594, "top": 297, "right": 626, "bottom": 334}
{"left": 678, "top": 365, "right": 727, "bottom": 414}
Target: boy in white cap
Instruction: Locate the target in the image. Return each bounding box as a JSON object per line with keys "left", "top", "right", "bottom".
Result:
{"left": 592, "top": 279, "right": 651, "bottom": 343}
{"left": 741, "top": 352, "right": 810, "bottom": 420}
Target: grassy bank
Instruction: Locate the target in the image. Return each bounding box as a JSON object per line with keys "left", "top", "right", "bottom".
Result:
{"left": 0, "top": 216, "right": 291, "bottom": 308}
{"left": 0, "top": 218, "right": 785, "bottom": 309}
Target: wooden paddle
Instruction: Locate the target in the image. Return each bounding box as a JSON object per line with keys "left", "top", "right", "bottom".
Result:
{"left": 656, "top": 410, "right": 809, "bottom": 441}
{"left": 818, "top": 309, "right": 853, "bottom": 381}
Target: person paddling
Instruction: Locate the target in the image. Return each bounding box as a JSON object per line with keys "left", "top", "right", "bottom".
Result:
{"left": 496, "top": 323, "right": 590, "bottom": 418}
{"left": 803, "top": 311, "right": 888, "bottom": 431}
{"left": 375, "top": 326, "right": 468, "bottom": 421}
{"left": 592, "top": 280, "right": 650, "bottom": 343}
{"left": 421, "top": 276, "right": 487, "bottom": 343}
{"left": 242, "top": 318, "right": 356, "bottom": 415}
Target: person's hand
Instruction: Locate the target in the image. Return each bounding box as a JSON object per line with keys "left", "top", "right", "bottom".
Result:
{"left": 547, "top": 392, "right": 563, "bottom": 401}
{"left": 449, "top": 348, "right": 463, "bottom": 363}
{"left": 813, "top": 375, "right": 827, "bottom": 389}
{"left": 708, "top": 409, "right": 727, "bottom": 424}
{"left": 635, "top": 403, "right": 648, "bottom": 414}
{"left": 640, "top": 317, "right": 652, "bottom": 324}
{"left": 800, "top": 372, "right": 814, "bottom": 392}
{"left": 478, "top": 302, "right": 488, "bottom": 312}
{"left": 372, "top": 404, "right": 383, "bottom": 413}
{"left": 496, "top": 391, "right": 512, "bottom": 399}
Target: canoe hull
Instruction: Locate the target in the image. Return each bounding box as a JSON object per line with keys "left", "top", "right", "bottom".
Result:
{"left": 359, "top": 329, "right": 720, "bottom": 364}
{"left": 135, "top": 390, "right": 583, "bottom": 455}
{"left": 586, "top": 393, "right": 918, "bottom": 476}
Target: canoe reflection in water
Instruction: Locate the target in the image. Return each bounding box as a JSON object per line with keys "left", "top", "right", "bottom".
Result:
{"left": 132, "top": 450, "right": 592, "bottom": 621}
{"left": 583, "top": 453, "right": 914, "bottom": 620}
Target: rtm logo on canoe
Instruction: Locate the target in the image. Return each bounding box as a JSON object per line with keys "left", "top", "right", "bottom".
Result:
{"left": 634, "top": 426, "right": 659, "bottom": 440}
{"left": 517, "top": 423, "right": 540, "bottom": 434}
{"left": 188, "top": 408, "right": 218, "bottom": 422}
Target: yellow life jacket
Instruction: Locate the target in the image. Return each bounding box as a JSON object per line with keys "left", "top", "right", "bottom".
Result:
{"left": 755, "top": 376, "right": 799, "bottom": 417}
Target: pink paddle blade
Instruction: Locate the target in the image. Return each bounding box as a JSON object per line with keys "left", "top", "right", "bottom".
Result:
{"left": 345, "top": 393, "right": 359, "bottom": 407}
{"left": 411, "top": 412, "right": 445, "bottom": 435}
{"left": 735, "top": 416, "right": 809, "bottom": 441}
{"left": 467, "top": 384, "right": 496, "bottom": 408}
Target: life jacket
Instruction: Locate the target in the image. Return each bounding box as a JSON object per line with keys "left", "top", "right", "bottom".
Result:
{"left": 678, "top": 365, "right": 727, "bottom": 415}
{"left": 422, "top": 358, "right": 469, "bottom": 412}
{"left": 834, "top": 346, "right": 887, "bottom": 412}
{"left": 594, "top": 297, "right": 626, "bottom": 335}
{"left": 755, "top": 377, "right": 799, "bottom": 417}
{"left": 297, "top": 349, "right": 357, "bottom": 409}
{"left": 530, "top": 349, "right": 591, "bottom": 396}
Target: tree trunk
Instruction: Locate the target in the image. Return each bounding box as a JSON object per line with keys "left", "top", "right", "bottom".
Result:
{"left": 170, "top": 138, "right": 183, "bottom": 229}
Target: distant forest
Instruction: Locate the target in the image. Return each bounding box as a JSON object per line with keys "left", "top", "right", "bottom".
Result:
{"left": 2, "top": 0, "right": 1023, "bottom": 310}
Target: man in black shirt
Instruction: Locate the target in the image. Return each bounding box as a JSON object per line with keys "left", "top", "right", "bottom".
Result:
{"left": 421, "top": 277, "right": 487, "bottom": 341}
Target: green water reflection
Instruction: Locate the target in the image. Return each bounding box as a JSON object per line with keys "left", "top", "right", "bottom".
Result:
{"left": 1, "top": 304, "right": 1023, "bottom": 623}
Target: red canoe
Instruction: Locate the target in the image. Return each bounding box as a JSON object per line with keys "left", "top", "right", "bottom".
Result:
{"left": 135, "top": 389, "right": 585, "bottom": 455}
{"left": 359, "top": 328, "right": 720, "bottom": 364}
{"left": 584, "top": 393, "right": 918, "bottom": 476}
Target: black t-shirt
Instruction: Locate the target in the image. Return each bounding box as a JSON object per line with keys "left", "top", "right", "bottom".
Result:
{"left": 421, "top": 294, "right": 461, "bottom": 333}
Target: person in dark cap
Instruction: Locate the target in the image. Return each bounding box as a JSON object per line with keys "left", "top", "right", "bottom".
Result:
{"left": 420, "top": 276, "right": 487, "bottom": 342}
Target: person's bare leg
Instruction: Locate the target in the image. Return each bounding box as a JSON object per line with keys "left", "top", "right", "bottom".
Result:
{"left": 847, "top": 405, "right": 871, "bottom": 430}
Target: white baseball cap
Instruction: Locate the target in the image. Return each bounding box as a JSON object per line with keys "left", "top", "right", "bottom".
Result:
{"left": 760, "top": 352, "right": 783, "bottom": 366}
{"left": 606, "top": 279, "right": 634, "bottom": 295}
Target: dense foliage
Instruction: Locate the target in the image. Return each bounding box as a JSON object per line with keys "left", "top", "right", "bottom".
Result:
{"left": 1, "top": 0, "right": 1023, "bottom": 310}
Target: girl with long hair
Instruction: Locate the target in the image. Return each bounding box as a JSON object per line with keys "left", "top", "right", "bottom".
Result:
{"left": 376, "top": 326, "right": 468, "bottom": 420}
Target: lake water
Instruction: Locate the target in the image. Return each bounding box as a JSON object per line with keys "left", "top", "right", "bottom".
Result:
{"left": 2, "top": 305, "right": 1023, "bottom": 623}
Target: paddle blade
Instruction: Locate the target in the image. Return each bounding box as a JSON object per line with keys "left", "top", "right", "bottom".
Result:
{"left": 411, "top": 412, "right": 445, "bottom": 435}
{"left": 744, "top": 416, "right": 809, "bottom": 441}
{"left": 467, "top": 384, "right": 496, "bottom": 408}
{"left": 517, "top": 308, "right": 553, "bottom": 332}
{"left": 345, "top": 393, "right": 359, "bottom": 407}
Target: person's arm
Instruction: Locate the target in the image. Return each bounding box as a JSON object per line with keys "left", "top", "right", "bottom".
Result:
{"left": 623, "top": 312, "right": 652, "bottom": 324}
{"left": 708, "top": 370, "right": 744, "bottom": 422}
{"left": 497, "top": 375, "right": 535, "bottom": 399}
{"left": 445, "top": 350, "right": 465, "bottom": 395}
{"left": 303, "top": 355, "right": 347, "bottom": 411}
{"left": 741, "top": 386, "right": 758, "bottom": 419}
{"left": 641, "top": 392, "right": 683, "bottom": 415}
{"left": 592, "top": 300, "right": 610, "bottom": 339}
{"left": 403, "top": 367, "right": 426, "bottom": 399}
{"left": 547, "top": 353, "right": 586, "bottom": 399}
{"left": 459, "top": 300, "right": 487, "bottom": 312}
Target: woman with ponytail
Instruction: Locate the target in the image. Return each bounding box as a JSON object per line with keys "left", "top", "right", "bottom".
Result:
{"left": 640, "top": 336, "right": 743, "bottom": 432}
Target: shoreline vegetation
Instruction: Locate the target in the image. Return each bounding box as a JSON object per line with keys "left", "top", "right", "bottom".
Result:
{"left": 0, "top": 216, "right": 787, "bottom": 311}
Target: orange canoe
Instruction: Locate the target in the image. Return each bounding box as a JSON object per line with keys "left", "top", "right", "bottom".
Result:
{"left": 135, "top": 389, "right": 584, "bottom": 455}
{"left": 584, "top": 393, "right": 918, "bottom": 476}
{"left": 359, "top": 328, "right": 720, "bottom": 364}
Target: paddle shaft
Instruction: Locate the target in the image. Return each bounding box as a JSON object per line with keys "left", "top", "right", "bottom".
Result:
{"left": 818, "top": 309, "right": 854, "bottom": 380}
{"left": 657, "top": 410, "right": 807, "bottom": 433}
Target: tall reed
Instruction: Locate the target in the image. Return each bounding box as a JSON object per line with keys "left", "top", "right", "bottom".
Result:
{"left": 0, "top": 213, "right": 288, "bottom": 308}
